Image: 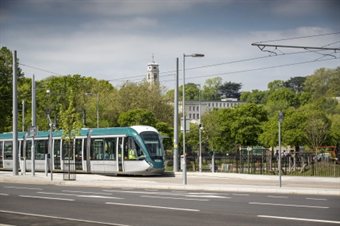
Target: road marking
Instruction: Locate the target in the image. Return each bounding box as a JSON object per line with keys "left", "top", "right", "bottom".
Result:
{"left": 306, "top": 197, "right": 328, "bottom": 201}
{"left": 106, "top": 202, "right": 200, "bottom": 212}
{"left": 141, "top": 195, "right": 209, "bottom": 201}
{"left": 4, "top": 186, "right": 42, "bottom": 190}
{"left": 249, "top": 202, "right": 329, "bottom": 209}
{"left": 62, "top": 190, "right": 112, "bottom": 195}
{"left": 19, "top": 195, "right": 74, "bottom": 202}
{"left": 105, "top": 189, "right": 229, "bottom": 199}
{"left": 0, "top": 193, "right": 9, "bottom": 196}
{"left": 38, "top": 192, "right": 123, "bottom": 200}
{"left": 267, "top": 195, "right": 288, "bottom": 199}
{"left": 258, "top": 215, "right": 340, "bottom": 224}
{"left": 232, "top": 193, "right": 249, "bottom": 196}
{"left": 186, "top": 194, "right": 230, "bottom": 199}
{"left": 0, "top": 210, "right": 130, "bottom": 226}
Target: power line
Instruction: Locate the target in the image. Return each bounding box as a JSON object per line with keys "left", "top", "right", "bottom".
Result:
{"left": 160, "top": 57, "right": 340, "bottom": 83}
{"left": 254, "top": 31, "right": 340, "bottom": 44}
{"left": 19, "top": 63, "right": 62, "bottom": 76}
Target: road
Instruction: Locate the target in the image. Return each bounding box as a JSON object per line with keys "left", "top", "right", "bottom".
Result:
{"left": 0, "top": 183, "right": 339, "bottom": 226}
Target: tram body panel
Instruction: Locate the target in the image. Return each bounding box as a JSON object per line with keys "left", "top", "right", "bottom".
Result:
{"left": 0, "top": 126, "right": 165, "bottom": 176}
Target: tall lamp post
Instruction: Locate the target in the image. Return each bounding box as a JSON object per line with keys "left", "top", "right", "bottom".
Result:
{"left": 182, "top": 53, "right": 204, "bottom": 185}
{"left": 278, "top": 111, "right": 284, "bottom": 187}
{"left": 197, "top": 84, "right": 202, "bottom": 173}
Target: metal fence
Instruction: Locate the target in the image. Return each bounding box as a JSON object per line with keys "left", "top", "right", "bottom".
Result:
{"left": 168, "top": 151, "right": 340, "bottom": 177}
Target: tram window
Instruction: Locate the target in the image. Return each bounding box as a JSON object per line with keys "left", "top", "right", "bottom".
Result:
{"left": 62, "top": 140, "right": 74, "bottom": 160}
{"left": 91, "top": 138, "right": 116, "bottom": 160}
{"left": 124, "top": 137, "right": 143, "bottom": 160}
{"left": 104, "top": 138, "right": 116, "bottom": 160}
{"left": 91, "top": 139, "right": 104, "bottom": 160}
{"left": 54, "top": 139, "right": 61, "bottom": 158}
{"left": 4, "top": 141, "right": 12, "bottom": 160}
{"left": 36, "top": 140, "right": 48, "bottom": 160}
{"left": 0, "top": 141, "right": 2, "bottom": 159}
{"left": 75, "top": 139, "right": 82, "bottom": 161}
{"left": 25, "top": 140, "right": 32, "bottom": 160}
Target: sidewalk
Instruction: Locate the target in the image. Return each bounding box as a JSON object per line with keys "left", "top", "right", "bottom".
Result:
{"left": 0, "top": 171, "right": 339, "bottom": 196}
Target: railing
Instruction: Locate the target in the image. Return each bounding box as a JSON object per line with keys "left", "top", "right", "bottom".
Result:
{"left": 166, "top": 152, "right": 340, "bottom": 177}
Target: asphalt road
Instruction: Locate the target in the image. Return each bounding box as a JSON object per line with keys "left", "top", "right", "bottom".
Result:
{"left": 0, "top": 183, "right": 339, "bottom": 226}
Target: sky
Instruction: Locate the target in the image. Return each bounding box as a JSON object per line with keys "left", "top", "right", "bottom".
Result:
{"left": 1, "top": 0, "right": 339, "bottom": 91}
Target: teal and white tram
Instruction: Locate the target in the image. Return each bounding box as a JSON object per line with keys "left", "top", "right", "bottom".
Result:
{"left": 0, "top": 126, "right": 165, "bottom": 175}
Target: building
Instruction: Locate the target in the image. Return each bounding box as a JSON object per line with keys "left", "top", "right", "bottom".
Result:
{"left": 146, "top": 56, "right": 159, "bottom": 85}
{"left": 179, "top": 99, "right": 242, "bottom": 124}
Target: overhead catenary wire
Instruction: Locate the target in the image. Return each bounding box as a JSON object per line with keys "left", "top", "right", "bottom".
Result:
{"left": 160, "top": 57, "right": 340, "bottom": 83}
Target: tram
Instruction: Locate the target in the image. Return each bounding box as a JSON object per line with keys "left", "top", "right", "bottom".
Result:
{"left": 0, "top": 126, "right": 165, "bottom": 175}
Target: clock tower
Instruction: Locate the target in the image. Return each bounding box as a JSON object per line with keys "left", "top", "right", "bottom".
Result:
{"left": 146, "top": 55, "right": 159, "bottom": 85}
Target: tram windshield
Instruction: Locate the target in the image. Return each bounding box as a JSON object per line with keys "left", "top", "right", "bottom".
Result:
{"left": 140, "top": 131, "right": 164, "bottom": 160}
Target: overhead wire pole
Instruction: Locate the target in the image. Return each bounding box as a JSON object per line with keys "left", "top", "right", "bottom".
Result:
{"left": 12, "top": 50, "right": 19, "bottom": 176}
{"left": 173, "top": 57, "right": 179, "bottom": 172}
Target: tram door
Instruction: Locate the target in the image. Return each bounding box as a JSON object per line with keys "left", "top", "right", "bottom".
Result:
{"left": 53, "top": 139, "right": 61, "bottom": 170}
{"left": 0, "top": 141, "right": 3, "bottom": 168}
{"left": 117, "top": 137, "right": 124, "bottom": 173}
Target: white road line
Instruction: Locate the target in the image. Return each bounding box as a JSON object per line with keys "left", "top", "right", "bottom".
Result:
{"left": 249, "top": 202, "right": 329, "bottom": 209}
{"left": 0, "top": 210, "right": 130, "bottom": 226}
{"left": 78, "top": 195, "right": 123, "bottom": 200}
{"left": 267, "top": 195, "right": 288, "bottom": 199}
{"left": 4, "top": 186, "right": 42, "bottom": 190}
{"left": 141, "top": 195, "right": 209, "bottom": 202}
{"left": 38, "top": 192, "right": 123, "bottom": 200}
{"left": 232, "top": 193, "right": 249, "bottom": 196}
{"left": 258, "top": 215, "right": 340, "bottom": 224}
{"left": 186, "top": 194, "right": 231, "bottom": 199}
{"left": 106, "top": 202, "right": 200, "bottom": 212}
{"left": 306, "top": 197, "right": 328, "bottom": 201}
{"left": 19, "top": 195, "right": 74, "bottom": 202}
{"left": 0, "top": 193, "right": 9, "bottom": 196}
{"left": 62, "top": 190, "right": 112, "bottom": 195}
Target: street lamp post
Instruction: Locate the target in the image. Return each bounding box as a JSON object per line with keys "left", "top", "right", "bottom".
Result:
{"left": 278, "top": 111, "right": 284, "bottom": 187}
{"left": 182, "top": 53, "right": 204, "bottom": 185}
{"left": 198, "top": 84, "right": 202, "bottom": 173}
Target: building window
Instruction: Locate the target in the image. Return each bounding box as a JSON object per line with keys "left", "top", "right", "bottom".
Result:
{"left": 189, "top": 113, "right": 191, "bottom": 119}
{"left": 197, "top": 114, "right": 199, "bottom": 119}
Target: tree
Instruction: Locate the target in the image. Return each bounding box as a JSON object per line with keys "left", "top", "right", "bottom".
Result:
{"left": 330, "top": 114, "right": 340, "bottom": 148}
{"left": 282, "top": 108, "right": 308, "bottom": 152}
{"left": 240, "top": 89, "right": 267, "bottom": 104}
{"left": 117, "top": 108, "right": 157, "bottom": 127}
{"left": 218, "top": 81, "right": 241, "bottom": 99}
{"left": 265, "top": 87, "right": 299, "bottom": 114}
{"left": 202, "top": 77, "right": 222, "bottom": 100}
{"left": 231, "top": 103, "right": 267, "bottom": 147}
{"left": 304, "top": 110, "right": 330, "bottom": 154}
{"left": 117, "top": 81, "right": 173, "bottom": 125}
{"left": 59, "top": 90, "right": 82, "bottom": 142}
{"left": 284, "top": 76, "right": 306, "bottom": 93}
{"left": 304, "top": 67, "right": 340, "bottom": 99}
{"left": 268, "top": 80, "right": 284, "bottom": 90}
{"left": 0, "top": 47, "right": 24, "bottom": 132}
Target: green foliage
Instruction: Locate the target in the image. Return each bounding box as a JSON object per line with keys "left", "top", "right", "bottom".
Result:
{"left": 58, "top": 90, "right": 82, "bottom": 142}
{"left": 304, "top": 67, "right": 340, "bottom": 99}
{"left": 240, "top": 89, "right": 267, "bottom": 104}
{"left": 155, "top": 121, "right": 173, "bottom": 150}
{"left": 0, "top": 47, "right": 24, "bottom": 132}
{"left": 118, "top": 108, "right": 157, "bottom": 127}
{"left": 284, "top": 76, "right": 306, "bottom": 93}
{"left": 202, "top": 77, "right": 222, "bottom": 100}
{"left": 218, "top": 81, "right": 241, "bottom": 99}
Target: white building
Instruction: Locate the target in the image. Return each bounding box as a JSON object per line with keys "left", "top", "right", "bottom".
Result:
{"left": 146, "top": 57, "right": 159, "bottom": 85}
{"left": 179, "top": 99, "right": 242, "bottom": 124}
